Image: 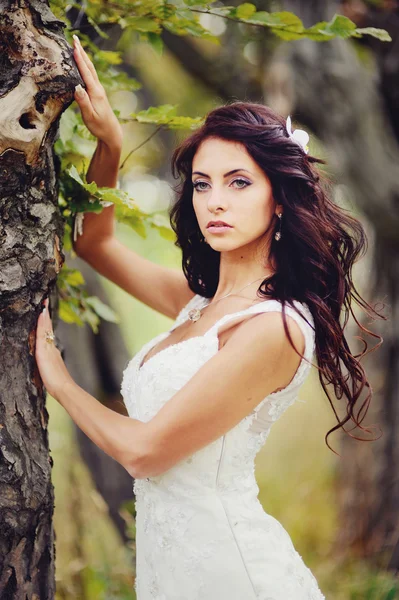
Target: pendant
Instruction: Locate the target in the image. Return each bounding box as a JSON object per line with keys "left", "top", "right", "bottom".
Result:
{"left": 188, "top": 308, "right": 202, "bottom": 322}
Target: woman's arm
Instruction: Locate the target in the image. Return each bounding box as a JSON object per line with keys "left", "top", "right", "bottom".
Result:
{"left": 72, "top": 141, "right": 120, "bottom": 255}
{"left": 71, "top": 34, "right": 122, "bottom": 255}
{"left": 35, "top": 299, "right": 149, "bottom": 473}
{"left": 128, "top": 311, "right": 305, "bottom": 478}
{"left": 53, "top": 311, "right": 305, "bottom": 479}
{"left": 71, "top": 35, "right": 193, "bottom": 318}
{"left": 56, "top": 378, "right": 148, "bottom": 473}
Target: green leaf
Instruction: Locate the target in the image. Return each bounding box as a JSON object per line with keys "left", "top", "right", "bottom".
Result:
{"left": 271, "top": 29, "right": 304, "bottom": 41}
{"left": 66, "top": 164, "right": 89, "bottom": 188}
{"left": 265, "top": 11, "right": 304, "bottom": 30}
{"left": 84, "top": 311, "right": 101, "bottom": 334}
{"left": 182, "top": 0, "right": 210, "bottom": 6}
{"left": 323, "top": 14, "right": 356, "bottom": 39}
{"left": 156, "top": 225, "right": 176, "bottom": 241}
{"left": 97, "top": 188, "right": 136, "bottom": 209}
{"left": 96, "top": 50, "right": 123, "bottom": 65}
{"left": 57, "top": 266, "right": 118, "bottom": 333}
{"left": 125, "top": 16, "right": 161, "bottom": 33}
{"left": 131, "top": 104, "right": 178, "bottom": 123}
{"left": 66, "top": 165, "right": 106, "bottom": 195}
{"left": 61, "top": 267, "right": 85, "bottom": 287}
{"left": 245, "top": 11, "right": 281, "bottom": 26}
{"left": 355, "top": 27, "right": 392, "bottom": 42}
{"left": 85, "top": 296, "right": 121, "bottom": 323}
{"left": 66, "top": 166, "right": 99, "bottom": 196}
{"left": 246, "top": 10, "right": 303, "bottom": 31}
{"left": 59, "top": 299, "right": 84, "bottom": 326}
{"left": 147, "top": 213, "right": 176, "bottom": 241}
{"left": 114, "top": 205, "right": 148, "bottom": 238}
{"left": 147, "top": 32, "right": 164, "bottom": 55}
{"left": 235, "top": 3, "right": 257, "bottom": 20}
{"left": 303, "top": 21, "right": 334, "bottom": 41}
{"left": 130, "top": 104, "right": 204, "bottom": 129}
{"left": 152, "top": 2, "right": 176, "bottom": 20}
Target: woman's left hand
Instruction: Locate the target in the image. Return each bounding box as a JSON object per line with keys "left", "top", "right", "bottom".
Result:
{"left": 35, "top": 298, "right": 74, "bottom": 399}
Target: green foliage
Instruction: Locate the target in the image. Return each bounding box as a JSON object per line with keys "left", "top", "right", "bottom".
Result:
{"left": 51, "top": 0, "right": 391, "bottom": 43}
{"left": 57, "top": 265, "right": 121, "bottom": 332}
{"left": 129, "top": 104, "right": 204, "bottom": 129}
{"left": 209, "top": 9, "right": 392, "bottom": 42}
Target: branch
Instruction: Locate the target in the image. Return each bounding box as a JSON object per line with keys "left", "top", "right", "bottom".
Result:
{"left": 119, "top": 124, "right": 164, "bottom": 170}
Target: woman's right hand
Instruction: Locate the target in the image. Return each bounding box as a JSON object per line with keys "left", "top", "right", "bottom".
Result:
{"left": 72, "top": 35, "right": 123, "bottom": 152}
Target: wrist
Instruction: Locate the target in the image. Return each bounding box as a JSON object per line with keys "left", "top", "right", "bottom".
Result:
{"left": 99, "top": 136, "right": 123, "bottom": 157}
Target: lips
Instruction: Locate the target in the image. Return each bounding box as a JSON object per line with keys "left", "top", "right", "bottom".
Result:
{"left": 206, "top": 220, "right": 232, "bottom": 228}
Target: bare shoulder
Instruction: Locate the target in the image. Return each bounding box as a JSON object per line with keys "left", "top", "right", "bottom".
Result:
{"left": 220, "top": 308, "right": 307, "bottom": 390}
{"left": 223, "top": 307, "right": 306, "bottom": 355}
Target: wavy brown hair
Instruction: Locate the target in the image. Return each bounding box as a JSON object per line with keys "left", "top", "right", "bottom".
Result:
{"left": 169, "top": 101, "right": 386, "bottom": 453}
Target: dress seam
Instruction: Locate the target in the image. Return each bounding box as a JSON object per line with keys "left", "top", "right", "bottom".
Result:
{"left": 216, "top": 436, "right": 258, "bottom": 600}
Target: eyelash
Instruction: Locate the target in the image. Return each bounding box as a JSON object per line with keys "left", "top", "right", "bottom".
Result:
{"left": 192, "top": 178, "right": 251, "bottom": 192}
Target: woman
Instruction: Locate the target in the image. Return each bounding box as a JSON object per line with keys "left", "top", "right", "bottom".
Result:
{"left": 36, "top": 35, "right": 384, "bottom": 599}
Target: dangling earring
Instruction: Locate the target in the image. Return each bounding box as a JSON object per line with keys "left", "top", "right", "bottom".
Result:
{"left": 274, "top": 212, "right": 283, "bottom": 241}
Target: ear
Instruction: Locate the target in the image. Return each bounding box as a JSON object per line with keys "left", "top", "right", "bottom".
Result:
{"left": 275, "top": 205, "right": 283, "bottom": 216}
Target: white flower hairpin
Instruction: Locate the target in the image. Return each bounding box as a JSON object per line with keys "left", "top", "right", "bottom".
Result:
{"left": 286, "top": 116, "right": 309, "bottom": 154}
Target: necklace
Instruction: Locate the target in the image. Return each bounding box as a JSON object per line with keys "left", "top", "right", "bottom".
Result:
{"left": 188, "top": 275, "right": 269, "bottom": 322}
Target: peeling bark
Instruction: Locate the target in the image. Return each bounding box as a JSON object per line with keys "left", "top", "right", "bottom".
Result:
{"left": 0, "top": 2, "right": 82, "bottom": 597}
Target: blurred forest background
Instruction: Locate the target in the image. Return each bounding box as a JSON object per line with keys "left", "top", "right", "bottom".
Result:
{"left": 40, "top": 0, "right": 399, "bottom": 598}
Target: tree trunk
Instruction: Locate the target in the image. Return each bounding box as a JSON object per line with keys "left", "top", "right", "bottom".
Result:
{"left": 0, "top": 2, "right": 80, "bottom": 597}
{"left": 267, "top": 0, "right": 399, "bottom": 570}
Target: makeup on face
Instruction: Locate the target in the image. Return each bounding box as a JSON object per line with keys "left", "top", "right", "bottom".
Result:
{"left": 192, "top": 138, "right": 275, "bottom": 248}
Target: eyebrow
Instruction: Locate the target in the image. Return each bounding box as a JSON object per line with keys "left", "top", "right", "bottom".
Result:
{"left": 192, "top": 169, "right": 253, "bottom": 178}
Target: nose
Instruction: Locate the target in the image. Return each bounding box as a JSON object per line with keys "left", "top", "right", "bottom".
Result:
{"left": 206, "top": 186, "right": 228, "bottom": 212}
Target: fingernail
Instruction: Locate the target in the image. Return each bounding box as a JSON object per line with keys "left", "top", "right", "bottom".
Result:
{"left": 73, "top": 34, "right": 79, "bottom": 45}
{"left": 75, "top": 84, "right": 85, "bottom": 98}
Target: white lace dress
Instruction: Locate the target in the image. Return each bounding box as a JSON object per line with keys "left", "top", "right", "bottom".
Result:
{"left": 121, "top": 294, "right": 325, "bottom": 600}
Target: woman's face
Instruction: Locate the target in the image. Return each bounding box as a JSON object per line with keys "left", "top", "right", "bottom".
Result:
{"left": 192, "top": 137, "right": 282, "bottom": 253}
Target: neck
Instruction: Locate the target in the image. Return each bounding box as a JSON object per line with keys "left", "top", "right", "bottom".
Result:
{"left": 212, "top": 239, "right": 275, "bottom": 301}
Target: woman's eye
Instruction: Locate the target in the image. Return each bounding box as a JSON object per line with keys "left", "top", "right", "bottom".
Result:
{"left": 232, "top": 178, "right": 250, "bottom": 189}
{"left": 193, "top": 181, "right": 209, "bottom": 191}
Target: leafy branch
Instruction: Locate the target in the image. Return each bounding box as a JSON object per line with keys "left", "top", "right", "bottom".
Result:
{"left": 50, "top": 0, "right": 392, "bottom": 45}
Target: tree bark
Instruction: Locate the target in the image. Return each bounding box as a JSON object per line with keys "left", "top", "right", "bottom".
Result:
{"left": 0, "top": 2, "right": 81, "bottom": 597}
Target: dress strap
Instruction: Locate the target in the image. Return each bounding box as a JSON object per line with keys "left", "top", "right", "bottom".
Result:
{"left": 204, "top": 299, "right": 280, "bottom": 338}
{"left": 204, "top": 298, "right": 315, "bottom": 361}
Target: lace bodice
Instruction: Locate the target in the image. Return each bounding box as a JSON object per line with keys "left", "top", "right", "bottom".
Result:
{"left": 120, "top": 294, "right": 325, "bottom": 600}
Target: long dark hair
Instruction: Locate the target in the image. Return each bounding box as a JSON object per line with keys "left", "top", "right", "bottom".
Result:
{"left": 169, "top": 101, "right": 386, "bottom": 453}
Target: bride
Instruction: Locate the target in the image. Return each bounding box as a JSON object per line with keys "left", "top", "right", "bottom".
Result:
{"left": 35, "top": 34, "right": 383, "bottom": 599}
